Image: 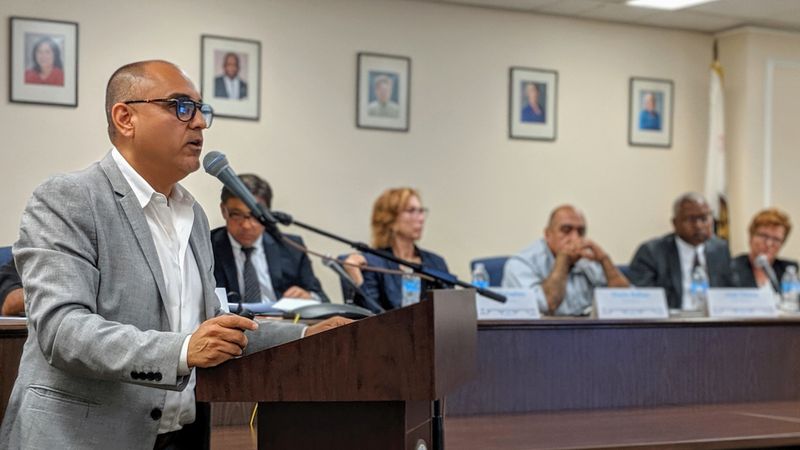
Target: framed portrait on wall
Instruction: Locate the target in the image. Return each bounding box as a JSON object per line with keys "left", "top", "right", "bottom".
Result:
{"left": 509, "top": 67, "right": 557, "bottom": 141}
{"left": 356, "top": 52, "right": 410, "bottom": 132}
{"left": 9, "top": 17, "right": 78, "bottom": 107}
{"left": 629, "top": 77, "right": 673, "bottom": 148}
{"left": 201, "top": 35, "right": 260, "bottom": 121}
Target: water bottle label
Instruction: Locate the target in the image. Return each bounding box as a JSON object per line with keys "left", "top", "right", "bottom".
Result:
{"left": 403, "top": 277, "right": 420, "bottom": 292}
{"left": 690, "top": 281, "right": 708, "bottom": 294}
{"left": 783, "top": 281, "right": 793, "bottom": 294}
{"left": 473, "top": 280, "right": 489, "bottom": 289}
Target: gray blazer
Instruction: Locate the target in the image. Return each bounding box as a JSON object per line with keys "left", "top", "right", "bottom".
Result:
{"left": 0, "top": 153, "right": 304, "bottom": 449}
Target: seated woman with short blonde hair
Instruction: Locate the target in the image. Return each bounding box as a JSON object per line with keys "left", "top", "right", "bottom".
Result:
{"left": 731, "top": 208, "right": 798, "bottom": 290}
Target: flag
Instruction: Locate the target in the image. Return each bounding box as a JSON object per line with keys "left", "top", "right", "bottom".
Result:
{"left": 704, "top": 52, "right": 728, "bottom": 241}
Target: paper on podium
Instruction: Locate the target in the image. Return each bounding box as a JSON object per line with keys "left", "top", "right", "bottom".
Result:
{"left": 272, "top": 298, "right": 321, "bottom": 312}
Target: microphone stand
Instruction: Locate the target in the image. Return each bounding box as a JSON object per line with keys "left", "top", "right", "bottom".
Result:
{"left": 267, "top": 212, "right": 504, "bottom": 450}
{"left": 270, "top": 211, "right": 507, "bottom": 304}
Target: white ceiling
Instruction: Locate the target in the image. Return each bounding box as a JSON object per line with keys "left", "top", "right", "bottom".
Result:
{"left": 405, "top": 0, "right": 800, "bottom": 33}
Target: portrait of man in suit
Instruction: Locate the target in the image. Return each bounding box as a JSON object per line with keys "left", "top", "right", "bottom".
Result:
{"left": 210, "top": 173, "right": 329, "bottom": 303}
{"left": 366, "top": 73, "right": 400, "bottom": 118}
{"left": 213, "top": 51, "right": 248, "bottom": 100}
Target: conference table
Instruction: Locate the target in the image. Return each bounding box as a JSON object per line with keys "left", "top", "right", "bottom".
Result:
{"left": 4, "top": 316, "right": 800, "bottom": 449}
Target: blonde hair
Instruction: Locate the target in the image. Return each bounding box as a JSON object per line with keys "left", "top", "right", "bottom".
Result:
{"left": 749, "top": 208, "right": 792, "bottom": 239}
{"left": 370, "top": 187, "right": 420, "bottom": 248}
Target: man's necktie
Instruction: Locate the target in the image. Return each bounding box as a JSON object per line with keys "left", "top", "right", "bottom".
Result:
{"left": 242, "top": 247, "right": 262, "bottom": 302}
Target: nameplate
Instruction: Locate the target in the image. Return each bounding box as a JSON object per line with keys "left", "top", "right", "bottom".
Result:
{"left": 707, "top": 288, "right": 778, "bottom": 318}
{"left": 476, "top": 288, "right": 540, "bottom": 320}
{"left": 593, "top": 288, "right": 669, "bottom": 319}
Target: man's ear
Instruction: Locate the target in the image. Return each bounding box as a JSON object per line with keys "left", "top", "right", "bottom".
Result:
{"left": 111, "top": 103, "right": 135, "bottom": 138}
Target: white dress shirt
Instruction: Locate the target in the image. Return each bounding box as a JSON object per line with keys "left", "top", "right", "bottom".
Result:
{"left": 223, "top": 76, "right": 241, "bottom": 99}
{"left": 112, "top": 149, "right": 203, "bottom": 433}
{"left": 227, "top": 232, "right": 278, "bottom": 303}
{"left": 675, "top": 236, "right": 706, "bottom": 310}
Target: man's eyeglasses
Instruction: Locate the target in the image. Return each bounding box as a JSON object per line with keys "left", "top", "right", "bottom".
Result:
{"left": 224, "top": 208, "right": 258, "bottom": 224}
{"left": 754, "top": 232, "right": 784, "bottom": 246}
{"left": 124, "top": 97, "right": 214, "bottom": 128}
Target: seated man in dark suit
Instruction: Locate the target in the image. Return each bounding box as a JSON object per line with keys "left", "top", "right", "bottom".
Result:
{"left": 0, "top": 259, "right": 24, "bottom": 316}
{"left": 628, "top": 192, "right": 733, "bottom": 309}
{"left": 211, "top": 174, "right": 329, "bottom": 303}
{"left": 731, "top": 208, "right": 798, "bottom": 290}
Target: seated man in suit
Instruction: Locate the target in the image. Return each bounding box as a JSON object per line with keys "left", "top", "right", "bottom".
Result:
{"left": 502, "top": 204, "right": 629, "bottom": 316}
{"left": 731, "top": 208, "right": 798, "bottom": 291}
{"left": 0, "top": 259, "right": 23, "bottom": 316}
{"left": 628, "top": 192, "right": 733, "bottom": 309}
{"left": 211, "top": 174, "right": 329, "bottom": 303}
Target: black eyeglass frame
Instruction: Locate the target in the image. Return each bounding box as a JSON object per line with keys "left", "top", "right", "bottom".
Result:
{"left": 123, "top": 97, "right": 214, "bottom": 128}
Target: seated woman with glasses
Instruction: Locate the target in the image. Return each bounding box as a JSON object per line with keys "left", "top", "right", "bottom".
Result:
{"left": 731, "top": 208, "right": 798, "bottom": 291}
{"left": 342, "top": 187, "right": 449, "bottom": 313}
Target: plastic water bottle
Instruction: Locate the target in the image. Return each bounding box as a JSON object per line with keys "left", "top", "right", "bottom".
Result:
{"left": 781, "top": 266, "right": 800, "bottom": 312}
{"left": 401, "top": 273, "right": 421, "bottom": 307}
{"left": 472, "top": 263, "right": 490, "bottom": 289}
{"left": 689, "top": 265, "right": 709, "bottom": 313}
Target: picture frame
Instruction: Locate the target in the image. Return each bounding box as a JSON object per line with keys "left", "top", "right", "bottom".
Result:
{"left": 628, "top": 77, "right": 673, "bottom": 148}
{"left": 201, "top": 35, "right": 260, "bottom": 121}
{"left": 356, "top": 52, "right": 410, "bottom": 132}
{"left": 509, "top": 67, "right": 557, "bottom": 141}
{"left": 9, "top": 17, "right": 78, "bottom": 107}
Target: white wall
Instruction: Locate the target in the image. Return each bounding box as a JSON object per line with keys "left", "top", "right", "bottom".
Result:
{"left": 0, "top": 0, "right": 715, "bottom": 301}
{"left": 719, "top": 27, "right": 800, "bottom": 258}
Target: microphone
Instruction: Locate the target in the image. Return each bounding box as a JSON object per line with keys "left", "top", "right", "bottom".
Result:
{"left": 203, "top": 151, "right": 281, "bottom": 237}
{"left": 755, "top": 254, "right": 780, "bottom": 293}
{"left": 322, "top": 256, "right": 385, "bottom": 313}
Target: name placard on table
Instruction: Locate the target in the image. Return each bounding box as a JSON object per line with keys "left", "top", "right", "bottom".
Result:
{"left": 593, "top": 288, "right": 669, "bottom": 319}
{"left": 707, "top": 288, "right": 778, "bottom": 318}
{"left": 476, "top": 288, "right": 540, "bottom": 320}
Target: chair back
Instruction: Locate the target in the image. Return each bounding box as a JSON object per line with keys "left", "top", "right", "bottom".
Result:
{"left": 0, "top": 246, "right": 11, "bottom": 266}
{"left": 470, "top": 256, "right": 510, "bottom": 287}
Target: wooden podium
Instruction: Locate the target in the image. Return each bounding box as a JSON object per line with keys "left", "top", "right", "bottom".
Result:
{"left": 196, "top": 289, "right": 477, "bottom": 450}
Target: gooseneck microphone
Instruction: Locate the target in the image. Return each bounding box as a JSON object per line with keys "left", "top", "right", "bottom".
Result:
{"left": 755, "top": 253, "right": 780, "bottom": 293}
{"left": 203, "top": 151, "right": 281, "bottom": 238}
{"left": 322, "top": 257, "right": 385, "bottom": 312}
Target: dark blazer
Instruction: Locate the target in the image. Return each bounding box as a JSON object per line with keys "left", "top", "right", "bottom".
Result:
{"left": 211, "top": 227, "right": 329, "bottom": 302}
{"left": 354, "top": 247, "right": 449, "bottom": 313}
{"left": 730, "top": 254, "right": 798, "bottom": 289}
{"left": 0, "top": 259, "right": 21, "bottom": 312}
{"left": 628, "top": 234, "right": 733, "bottom": 308}
{"left": 213, "top": 76, "right": 248, "bottom": 99}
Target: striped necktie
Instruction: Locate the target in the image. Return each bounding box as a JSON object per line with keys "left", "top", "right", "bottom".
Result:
{"left": 241, "top": 247, "right": 262, "bottom": 303}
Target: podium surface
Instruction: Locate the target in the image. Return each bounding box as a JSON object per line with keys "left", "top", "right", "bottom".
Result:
{"left": 197, "top": 289, "right": 477, "bottom": 449}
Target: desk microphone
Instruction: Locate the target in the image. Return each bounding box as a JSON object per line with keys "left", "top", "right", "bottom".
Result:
{"left": 322, "top": 256, "right": 377, "bottom": 309}
{"left": 755, "top": 254, "right": 780, "bottom": 293}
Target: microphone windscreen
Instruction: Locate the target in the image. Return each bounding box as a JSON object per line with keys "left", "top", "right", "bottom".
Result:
{"left": 203, "top": 151, "right": 228, "bottom": 176}
{"left": 755, "top": 254, "right": 770, "bottom": 269}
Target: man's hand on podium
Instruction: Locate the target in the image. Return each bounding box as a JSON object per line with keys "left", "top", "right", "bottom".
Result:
{"left": 188, "top": 315, "right": 258, "bottom": 368}
{"left": 304, "top": 316, "right": 353, "bottom": 337}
